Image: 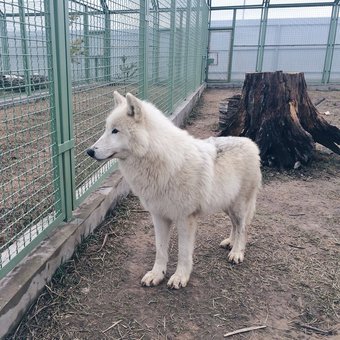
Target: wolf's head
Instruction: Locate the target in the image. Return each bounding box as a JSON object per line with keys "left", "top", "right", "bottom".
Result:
{"left": 87, "top": 91, "right": 149, "bottom": 161}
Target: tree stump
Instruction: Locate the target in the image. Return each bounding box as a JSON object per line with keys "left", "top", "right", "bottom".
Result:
{"left": 219, "top": 71, "right": 340, "bottom": 168}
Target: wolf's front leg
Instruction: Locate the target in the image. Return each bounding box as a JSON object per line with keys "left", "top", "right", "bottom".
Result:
{"left": 141, "top": 214, "right": 171, "bottom": 287}
{"left": 167, "top": 215, "right": 197, "bottom": 289}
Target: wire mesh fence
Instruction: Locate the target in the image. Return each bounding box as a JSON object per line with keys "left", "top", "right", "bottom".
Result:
{"left": 0, "top": 0, "right": 209, "bottom": 277}
{"left": 0, "top": 0, "right": 64, "bottom": 276}
{"left": 207, "top": 0, "right": 340, "bottom": 84}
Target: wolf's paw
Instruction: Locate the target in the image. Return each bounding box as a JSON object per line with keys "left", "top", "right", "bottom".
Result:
{"left": 141, "top": 270, "right": 165, "bottom": 287}
{"left": 227, "top": 249, "right": 244, "bottom": 264}
{"left": 167, "top": 272, "right": 190, "bottom": 289}
{"left": 220, "top": 238, "right": 233, "bottom": 249}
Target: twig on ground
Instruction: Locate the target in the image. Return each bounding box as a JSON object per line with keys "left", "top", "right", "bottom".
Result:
{"left": 97, "top": 233, "right": 109, "bottom": 253}
{"left": 45, "top": 284, "right": 66, "bottom": 298}
{"left": 288, "top": 213, "right": 306, "bottom": 216}
{"left": 294, "top": 322, "right": 335, "bottom": 335}
{"left": 96, "top": 232, "right": 118, "bottom": 253}
{"left": 224, "top": 325, "right": 267, "bottom": 337}
{"left": 102, "top": 319, "right": 122, "bottom": 333}
{"left": 29, "top": 302, "right": 58, "bottom": 321}
{"left": 314, "top": 98, "right": 326, "bottom": 107}
{"left": 287, "top": 244, "right": 305, "bottom": 249}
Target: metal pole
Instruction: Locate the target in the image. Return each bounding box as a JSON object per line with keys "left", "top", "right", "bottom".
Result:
{"left": 227, "top": 9, "right": 237, "bottom": 82}
{"left": 139, "top": 0, "right": 149, "bottom": 99}
{"left": 184, "top": 0, "right": 192, "bottom": 96}
{"left": 178, "top": 10, "right": 184, "bottom": 86}
{"left": 168, "top": 0, "right": 176, "bottom": 112}
{"left": 193, "top": 0, "right": 200, "bottom": 89}
{"left": 102, "top": 0, "right": 111, "bottom": 83}
{"left": 256, "top": 0, "right": 269, "bottom": 72}
{"left": 201, "top": 1, "right": 209, "bottom": 83}
{"left": 205, "top": 0, "right": 212, "bottom": 82}
{"left": 322, "top": 1, "right": 339, "bottom": 83}
{"left": 18, "top": 0, "right": 31, "bottom": 96}
{"left": 84, "top": 5, "right": 90, "bottom": 83}
{"left": 196, "top": 0, "right": 204, "bottom": 86}
{"left": 0, "top": 11, "right": 10, "bottom": 72}
{"left": 152, "top": 3, "right": 159, "bottom": 85}
{"left": 47, "top": 0, "right": 75, "bottom": 221}
{"left": 44, "top": 0, "right": 61, "bottom": 217}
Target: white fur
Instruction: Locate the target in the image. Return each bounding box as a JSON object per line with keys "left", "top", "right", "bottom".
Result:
{"left": 88, "top": 91, "right": 262, "bottom": 289}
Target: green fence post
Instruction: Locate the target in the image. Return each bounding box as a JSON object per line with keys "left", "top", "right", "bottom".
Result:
{"left": 184, "top": 0, "right": 192, "bottom": 97}
{"left": 151, "top": 0, "right": 159, "bottom": 86}
{"left": 95, "top": 56, "right": 99, "bottom": 81}
{"left": 227, "top": 9, "right": 237, "bottom": 82}
{"left": 102, "top": 1, "right": 111, "bottom": 83}
{"left": 139, "top": 0, "right": 149, "bottom": 99}
{"left": 322, "top": 1, "right": 339, "bottom": 84}
{"left": 196, "top": 0, "right": 202, "bottom": 86}
{"left": 202, "top": 2, "right": 210, "bottom": 84}
{"left": 47, "top": 0, "right": 75, "bottom": 221}
{"left": 18, "top": 0, "right": 31, "bottom": 96}
{"left": 206, "top": 0, "right": 212, "bottom": 83}
{"left": 168, "top": 0, "right": 176, "bottom": 112}
{"left": 84, "top": 5, "right": 90, "bottom": 83}
{"left": 193, "top": 0, "right": 200, "bottom": 89}
{"left": 177, "top": 9, "right": 184, "bottom": 90}
{"left": 256, "top": 0, "right": 269, "bottom": 72}
{"left": 44, "top": 0, "right": 60, "bottom": 217}
{"left": 0, "top": 11, "right": 10, "bottom": 73}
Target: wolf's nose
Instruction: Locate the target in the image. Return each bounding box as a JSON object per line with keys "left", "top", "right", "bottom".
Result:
{"left": 86, "top": 148, "right": 95, "bottom": 158}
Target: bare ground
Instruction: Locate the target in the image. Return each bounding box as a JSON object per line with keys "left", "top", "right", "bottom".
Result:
{"left": 8, "top": 88, "right": 340, "bottom": 340}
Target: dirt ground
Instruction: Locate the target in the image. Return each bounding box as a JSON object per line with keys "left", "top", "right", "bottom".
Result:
{"left": 9, "top": 88, "right": 340, "bottom": 339}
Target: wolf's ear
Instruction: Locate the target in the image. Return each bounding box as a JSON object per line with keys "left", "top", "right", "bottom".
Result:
{"left": 113, "top": 91, "right": 126, "bottom": 107}
{"left": 126, "top": 93, "right": 143, "bottom": 121}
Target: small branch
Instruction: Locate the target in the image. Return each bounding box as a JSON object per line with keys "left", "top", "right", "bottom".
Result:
{"left": 287, "top": 243, "right": 305, "bottom": 250}
{"left": 97, "top": 233, "right": 109, "bottom": 253}
{"left": 102, "top": 320, "right": 122, "bottom": 333}
{"left": 294, "top": 322, "right": 335, "bottom": 335}
{"left": 224, "top": 325, "right": 267, "bottom": 337}
{"left": 44, "top": 284, "right": 66, "bottom": 299}
{"left": 314, "top": 98, "right": 325, "bottom": 107}
{"left": 96, "top": 232, "right": 117, "bottom": 253}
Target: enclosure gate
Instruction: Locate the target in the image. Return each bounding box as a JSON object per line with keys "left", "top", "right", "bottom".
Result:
{"left": 207, "top": 28, "right": 233, "bottom": 82}
{"left": 0, "top": 0, "right": 209, "bottom": 278}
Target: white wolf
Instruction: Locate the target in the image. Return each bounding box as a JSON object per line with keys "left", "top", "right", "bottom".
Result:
{"left": 87, "top": 91, "right": 261, "bottom": 289}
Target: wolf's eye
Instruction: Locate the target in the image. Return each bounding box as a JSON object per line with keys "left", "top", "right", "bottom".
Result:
{"left": 112, "top": 128, "right": 119, "bottom": 134}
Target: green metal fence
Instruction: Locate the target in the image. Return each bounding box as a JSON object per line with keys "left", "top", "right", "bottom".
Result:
{"left": 207, "top": 0, "right": 340, "bottom": 84}
{"left": 0, "top": 0, "right": 209, "bottom": 278}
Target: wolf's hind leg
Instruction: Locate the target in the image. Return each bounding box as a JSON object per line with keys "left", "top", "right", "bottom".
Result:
{"left": 220, "top": 209, "right": 235, "bottom": 249}
{"left": 167, "top": 215, "right": 197, "bottom": 289}
{"left": 141, "top": 214, "right": 171, "bottom": 287}
{"left": 226, "top": 203, "right": 248, "bottom": 264}
{"left": 227, "top": 193, "right": 257, "bottom": 263}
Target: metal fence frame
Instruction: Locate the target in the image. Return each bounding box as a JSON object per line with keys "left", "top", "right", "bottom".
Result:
{"left": 0, "top": 0, "right": 209, "bottom": 278}
{"left": 207, "top": 0, "right": 340, "bottom": 84}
